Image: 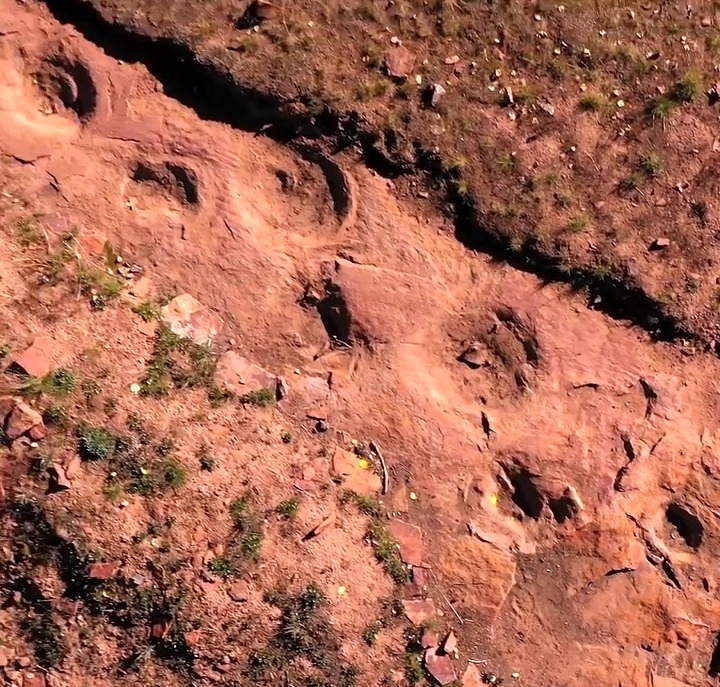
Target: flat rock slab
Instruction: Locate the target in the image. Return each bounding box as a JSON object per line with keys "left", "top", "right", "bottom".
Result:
{"left": 462, "top": 664, "right": 483, "bottom": 687}
{"left": 161, "top": 294, "right": 223, "bottom": 345}
{"left": 3, "top": 399, "right": 44, "bottom": 441}
{"left": 331, "top": 446, "right": 382, "bottom": 496}
{"left": 403, "top": 598, "right": 436, "bottom": 625}
{"left": 214, "top": 351, "right": 276, "bottom": 395}
{"left": 389, "top": 519, "right": 424, "bottom": 566}
{"left": 436, "top": 537, "right": 515, "bottom": 623}
{"left": 424, "top": 647, "right": 456, "bottom": 685}
{"left": 11, "top": 336, "right": 54, "bottom": 378}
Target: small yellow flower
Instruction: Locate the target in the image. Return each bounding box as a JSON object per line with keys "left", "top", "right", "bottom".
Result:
{"left": 358, "top": 459, "right": 370, "bottom": 470}
{"left": 490, "top": 494, "right": 498, "bottom": 506}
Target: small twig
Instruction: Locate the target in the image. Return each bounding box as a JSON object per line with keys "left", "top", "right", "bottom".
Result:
{"left": 468, "top": 658, "right": 488, "bottom": 665}
{"left": 437, "top": 587, "right": 465, "bottom": 625}
{"left": 370, "top": 440, "right": 389, "bottom": 495}
{"left": 293, "top": 483, "right": 312, "bottom": 497}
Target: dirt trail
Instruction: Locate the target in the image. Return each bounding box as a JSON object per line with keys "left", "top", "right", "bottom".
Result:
{"left": 2, "top": 1, "right": 720, "bottom": 686}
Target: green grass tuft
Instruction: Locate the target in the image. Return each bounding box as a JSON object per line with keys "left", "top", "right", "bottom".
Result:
{"left": 366, "top": 519, "right": 410, "bottom": 584}
{"left": 239, "top": 387, "right": 275, "bottom": 407}
{"left": 276, "top": 498, "right": 300, "bottom": 520}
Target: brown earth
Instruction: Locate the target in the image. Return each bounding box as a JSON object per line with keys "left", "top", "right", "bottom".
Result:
{"left": 1, "top": 2, "right": 720, "bottom": 687}
{"left": 34, "top": 0, "right": 720, "bottom": 345}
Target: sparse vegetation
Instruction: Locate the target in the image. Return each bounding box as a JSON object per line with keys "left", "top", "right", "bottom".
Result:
{"left": 16, "top": 217, "right": 42, "bottom": 247}
{"left": 639, "top": 152, "right": 664, "bottom": 179}
{"left": 671, "top": 71, "right": 703, "bottom": 103}
{"left": 366, "top": 519, "right": 410, "bottom": 584}
{"left": 78, "top": 425, "right": 117, "bottom": 460}
{"left": 132, "top": 300, "right": 161, "bottom": 322}
{"left": 362, "top": 621, "right": 382, "bottom": 646}
{"left": 239, "top": 387, "right": 275, "bottom": 407}
{"left": 198, "top": 445, "right": 216, "bottom": 471}
{"left": 208, "top": 555, "right": 236, "bottom": 579}
{"left": 567, "top": 214, "right": 589, "bottom": 234}
{"left": 276, "top": 498, "right": 300, "bottom": 520}
{"left": 281, "top": 430, "right": 294, "bottom": 444}
{"left": 579, "top": 91, "right": 608, "bottom": 112}
{"left": 141, "top": 325, "right": 216, "bottom": 397}
{"left": 340, "top": 490, "right": 382, "bottom": 517}
{"left": 229, "top": 494, "right": 264, "bottom": 561}
{"left": 18, "top": 367, "right": 76, "bottom": 398}
{"left": 78, "top": 268, "right": 123, "bottom": 309}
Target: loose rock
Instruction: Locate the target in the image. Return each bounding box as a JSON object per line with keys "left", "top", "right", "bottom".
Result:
{"left": 385, "top": 46, "right": 415, "bottom": 79}
{"left": 429, "top": 83, "right": 446, "bottom": 107}
{"left": 651, "top": 237, "right": 670, "bottom": 250}
{"left": 161, "top": 294, "right": 223, "bottom": 345}
{"left": 403, "top": 598, "right": 436, "bottom": 625}
{"left": 424, "top": 647, "right": 456, "bottom": 685}
{"left": 421, "top": 628, "right": 439, "bottom": 649}
{"left": 332, "top": 447, "right": 382, "bottom": 496}
{"left": 88, "top": 560, "right": 122, "bottom": 580}
{"left": 303, "top": 512, "right": 335, "bottom": 541}
{"left": 228, "top": 580, "right": 251, "bottom": 602}
{"left": 6, "top": 402, "right": 43, "bottom": 441}
{"left": 388, "top": 519, "right": 424, "bottom": 566}
{"left": 214, "top": 351, "right": 277, "bottom": 395}
{"left": 47, "top": 463, "right": 71, "bottom": 493}
{"left": 462, "top": 664, "right": 483, "bottom": 687}
{"left": 10, "top": 336, "right": 54, "bottom": 378}
{"left": 442, "top": 630, "right": 457, "bottom": 655}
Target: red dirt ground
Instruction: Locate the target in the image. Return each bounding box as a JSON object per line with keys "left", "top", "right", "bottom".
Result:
{"left": 1, "top": 2, "right": 720, "bottom": 687}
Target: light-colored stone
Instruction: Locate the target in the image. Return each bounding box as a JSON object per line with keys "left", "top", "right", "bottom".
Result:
{"left": 462, "top": 663, "right": 483, "bottom": 687}
{"left": 403, "top": 598, "right": 436, "bottom": 625}
{"left": 332, "top": 447, "right": 382, "bottom": 496}
{"left": 47, "top": 463, "right": 71, "bottom": 492}
{"left": 424, "top": 647, "right": 456, "bottom": 685}
{"left": 11, "top": 337, "right": 54, "bottom": 378}
{"left": 388, "top": 519, "right": 423, "bottom": 566}
{"left": 161, "top": 294, "right": 223, "bottom": 345}
{"left": 6, "top": 402, "right": 43, "bottom": 440}
{"left": 214, "top": 351, "right": 276, "bottom": 395}
{"left": 88, "top": 560, "right": 122, "bottom": 580}
{"left": 386, "top": 46, "right": 415, "bottom": 79}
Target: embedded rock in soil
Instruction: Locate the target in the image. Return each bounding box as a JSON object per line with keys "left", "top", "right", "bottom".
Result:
{"left": 88, "top": 560, "right": 122, "bottom": 580}
{"left": 402, "top": 598, "right": 436, "bottom": 625}
{"left": 436, "top": 537, "right": 516, "bottom": 623}
{"left": 421, "top": 628, "right": 439, "bottom": 648}
{"left": 22, "top": 673, "right": 45, "bottom": 687}
{"left": 161, "top": 293, "right": 223, "bottom": 345}
{"left": 442, "top": 630, "right": 457, "bottom": 655}
{"left": 47, "top": 463, "right": 71, "bottom": 492}
{"left": 388, "top": 519, "right": 424, "bottom": 566}
{"left": 6, "top": 402, "right": 43, "bottom": 440}
{"left": 10, "top": 336, "right": 54, "bottom": 377}
{"left": 214, "top": 351, "right": 277, "bottom": 395}
{"left": 331, "top": 446, "right": 382, "bottom": 496}
{"left": 385, "top": 46, "right": 415, "bottom": 79}
{"left": 424, "top": 647, "right": 456, "bottom": 685}
{"left": 462, "top": 664, "right": 483, "bottom": 687}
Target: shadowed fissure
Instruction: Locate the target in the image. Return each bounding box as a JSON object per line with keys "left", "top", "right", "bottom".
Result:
{"left": 38, "top": 0, "right": 695, "bottom": 344}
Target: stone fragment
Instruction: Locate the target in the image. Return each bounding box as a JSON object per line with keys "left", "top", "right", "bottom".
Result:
{"left": 421, "top": 628, "right": 439, "bottom": 649}
{"left": 161, "top": 294, "right": 223, "bottom": 345}
{"left": 0, "top": 396, "right": 16, "bottom": 421}
{"left": 386, "top": 46, "right": 415, "bottom": 79}
{"left": 11, "top": 337, "right": 54, "bottom": 378}
{"left": 403, "top": 598, "right": 436, "bottom": 625}
{"left": 129, "top": 276, "right": 153, "bottom": 299}
{"left": 22, "top": 673, "right": 45, "bottom": 687}
{"left": 47, "top": 463, "right": 71, "bottom": 493}
{"left": 651, "top": 237, "right": 670, "bottom": 249}
{"left": 64, "top": 454, "right": 82, "bottom": 479}
{"left": 388, "top": 519, "right": 423, "bottom": 566}
{"left": 430, "top": 83, "right": 446, "bottom": 107}
{"left": 303, "top": 512, "right": 335, "bottom": 541}
{"left": 424, "top": 647, "right": 456, "bottom": 685}
{"left": 228, "top": 580, "right": 251, "bottom": 602}
{"left": 332, "top": 447, "right": 382, "bottom": 496}
{"left": 150, "top": 620, "right": 172, "bottom": 640}
{"left": 88, "top": 560, "right": 122, "bottom": 580}
{"left": 214, "top": 351, "right": 276, "bottom": 395}
{"left": 442, "top": 630, "right": 457, "bottom": 655}
{"left": 6, "top": 402, "right": 43, "bottom": 440}
{"left": 462, "top": 664, "right": 483, "bottom": 687}
{"left": 28, "top": 424, "right": 46, "bottom": 441}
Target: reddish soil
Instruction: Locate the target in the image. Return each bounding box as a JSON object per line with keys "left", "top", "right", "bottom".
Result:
{"left": 1, "top": 2, "right": 720, "bottom": 687}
